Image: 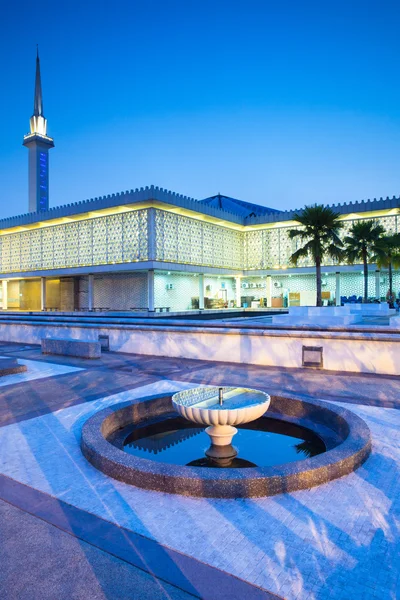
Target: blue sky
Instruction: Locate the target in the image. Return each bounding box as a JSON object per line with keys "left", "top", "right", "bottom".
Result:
{"left": 1, "top": 0, "right": 400, "bottom": 217}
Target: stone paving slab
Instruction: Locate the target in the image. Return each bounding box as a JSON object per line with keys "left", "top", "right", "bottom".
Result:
{"left": 0, "top": 380, "right": 398, "bottom": 599}
{"left": 0, "top": 356, "right": 82, "bottom": 388}
{"left": 0, "top": 357, "right": 159, "bottom": 427}
{"left": 1, "top": 344, "right": 399, "bottom": 410}
{"left": 0, "top": 476, "right": 277, "bottom": 600}
{"left": 0, "top": 498, "right": 195, "bottom": 600}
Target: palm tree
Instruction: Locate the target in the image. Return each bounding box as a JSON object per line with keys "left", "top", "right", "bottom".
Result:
{"left": 371, "top": 233, "right": 400, "bottom": 303}
{"left": 288, "top": 205, "right": 344, "bottom": 307}
{"left": 344, "top": 221, "right": 385, "bottom": 303}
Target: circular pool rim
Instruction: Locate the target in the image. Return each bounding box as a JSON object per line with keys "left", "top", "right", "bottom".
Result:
{"left": 81, "top": 392, "right": 371, "bottom": 498}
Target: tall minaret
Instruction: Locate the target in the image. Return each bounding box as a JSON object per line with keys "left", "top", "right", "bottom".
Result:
{"left": 23, "top": 48, "right": 54, "bottom": 213}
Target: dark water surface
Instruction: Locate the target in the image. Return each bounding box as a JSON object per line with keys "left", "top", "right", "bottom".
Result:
{"left": 122, "top": 416, "right": 326, "bottom": 468}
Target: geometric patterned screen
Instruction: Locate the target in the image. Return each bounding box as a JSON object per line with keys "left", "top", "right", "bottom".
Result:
{"left": 155, "top": 210, "right": 244, "bottom": 270}
{"left": 0, "top": 209, "right": 148, "bottom": 273}
{"left": 245, "top": 215, "right": 399, "bottom": 270}
{"left": 0, "top": 208, "right": 398, "bottom": 275}
{"left": 245, "top": 227, "right": 302, "bottom": 269}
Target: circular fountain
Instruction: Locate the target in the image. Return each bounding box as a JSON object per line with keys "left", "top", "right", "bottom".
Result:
{"left": 172, "top": 386, "right": 270, "bottom": 463}
{"left": 81, "top": 387, "right": 372, "bottom": 498}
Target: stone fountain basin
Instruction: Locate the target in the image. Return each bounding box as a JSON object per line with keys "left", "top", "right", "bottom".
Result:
{"left": 81, "top": 392, "right": 372, "bottom": 498}
{"left": 172, "top": 387, "right": 271, "bottom": 427}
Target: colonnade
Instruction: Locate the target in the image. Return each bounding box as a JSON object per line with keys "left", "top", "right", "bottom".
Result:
{"left": 0, "top": 269, "right": 388, "bottom": 311}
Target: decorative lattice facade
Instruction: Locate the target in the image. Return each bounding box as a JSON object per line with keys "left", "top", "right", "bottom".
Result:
{"left": 245, "top": 227, "right": 306, "bottom": 269}
{"left": 0, "top": 206, "right": 398, "bottom": 275}
{"left": 154, "top": 210, "right": 244, "bottom": 269}
{"left": 0, "top": 210, "right": 149, "bottom": 273}
{"left": 245, "top": 215, "right": 399, "bottom": 270}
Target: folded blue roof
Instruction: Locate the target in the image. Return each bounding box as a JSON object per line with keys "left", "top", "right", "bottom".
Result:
{"left": 199, "top": 194, "right": 281, "bottom": 218}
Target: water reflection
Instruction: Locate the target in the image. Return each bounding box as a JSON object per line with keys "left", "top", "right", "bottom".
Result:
{"left": 123, "top": 416, "right": 326, "bottom": 468}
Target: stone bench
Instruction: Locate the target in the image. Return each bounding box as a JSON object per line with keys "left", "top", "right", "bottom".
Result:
{"left": 0, "top": 358, "right": 27, "bottom": 376}
{"left": 41, "top": 337, "right": 101, "bottom": 359}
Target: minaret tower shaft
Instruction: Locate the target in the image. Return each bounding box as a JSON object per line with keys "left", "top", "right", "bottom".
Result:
{"left": 23, "top": 48, "right": 54, "bottom": 213}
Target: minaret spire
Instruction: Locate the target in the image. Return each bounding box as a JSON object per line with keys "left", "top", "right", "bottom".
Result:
{"left": 33, "top": 46, "right": 44, "bottom": 117}
{"left": 23, "top": 48, "right": 54, "bottom": 213}
{"left": 27, "top": 45, "right": 49, "bottom": 137}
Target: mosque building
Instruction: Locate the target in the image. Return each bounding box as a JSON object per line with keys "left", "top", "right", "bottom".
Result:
{"left": 0, "top": 54, "right": 399, "bottom": 312}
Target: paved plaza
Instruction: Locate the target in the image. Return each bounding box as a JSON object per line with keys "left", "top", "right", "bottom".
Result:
{"left": 0, "top": 342, "right": 398, "bottom": 599}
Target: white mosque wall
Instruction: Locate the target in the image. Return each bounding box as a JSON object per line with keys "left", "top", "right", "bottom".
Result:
{"left": 78, "top": 273, "right": 148, "bottom": 311}
{"left": 155, "top": 272, "right": 200, "bottom": 311}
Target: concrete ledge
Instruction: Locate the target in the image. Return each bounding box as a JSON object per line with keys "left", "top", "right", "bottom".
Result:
{"left": 81, "top": 393, "right": 372, "bottom": 499}
{"left": 0, "top": 358, "right": 27, "bottom": 376}
{"left": 390, "top": 316, "right": 400, "bottom": 328}
{"left": 272, "top": 315, "right": 362, "bottom": 326}
{"left": 41, "top": 337, "right": 101, "bottom": 359}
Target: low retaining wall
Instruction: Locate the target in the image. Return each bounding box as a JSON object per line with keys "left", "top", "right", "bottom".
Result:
{"left": 0, "top": 319, "right": 399, "bottom": 375}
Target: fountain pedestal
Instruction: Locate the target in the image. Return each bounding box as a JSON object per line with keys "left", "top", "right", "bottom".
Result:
{"left": 172, "top": 386, "right": 271, "bottom": 465}
{"left": 205, "top": 424, "right": 238, "bottom": 448}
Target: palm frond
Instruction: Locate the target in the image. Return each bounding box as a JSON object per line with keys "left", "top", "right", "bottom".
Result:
{"left": 288, "top": 204, "right": 343, "bottom": 267}
{"left": 289, "top": 245, "right": 312, "bottom": 266}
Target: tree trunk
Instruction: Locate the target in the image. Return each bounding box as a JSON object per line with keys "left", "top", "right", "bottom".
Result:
{"left": 316, "top": 257, "right": 322, "bottom": 307}
{"left": 389, "top": 261, "right": 393, "bottom": 297}
{"left": 362, "top": 248, "right": 368, "bottom": 303}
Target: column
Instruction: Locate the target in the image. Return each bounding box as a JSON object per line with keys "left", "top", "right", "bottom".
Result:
{"left": 199, "top": 274, "right": 204, "bottom": 310}
{"left": 148, "top": 269, "right": 155, "bottom": 312}
{"left": 88, "top": 274, "right": 94, "bottom": 311}
{"left": 335, "top": 272, "right": 341, "bottom": 306}
{"left": 375, "top": 270, "right": 381, "bottom": 300}
{"left": 235, "top": 276, "right": 241, "bottom": 308}
{"left": 2, "top": 280, "right": 7, "bottom": 310}
{"left": 40, "top": 277, "right": 46, "bottom": 311}
{"left": 266, "top": 276, "right": 272, "bottom": 308}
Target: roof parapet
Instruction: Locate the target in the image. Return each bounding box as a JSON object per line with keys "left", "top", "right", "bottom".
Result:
{"left": 244, "top": 195, "right": 400, "bottom": 225}
{"left": 0, "top": 185, "right": 243, "bottom": 231}
{"left": 1, "top": 187, "right": 398, "bottom": 231}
